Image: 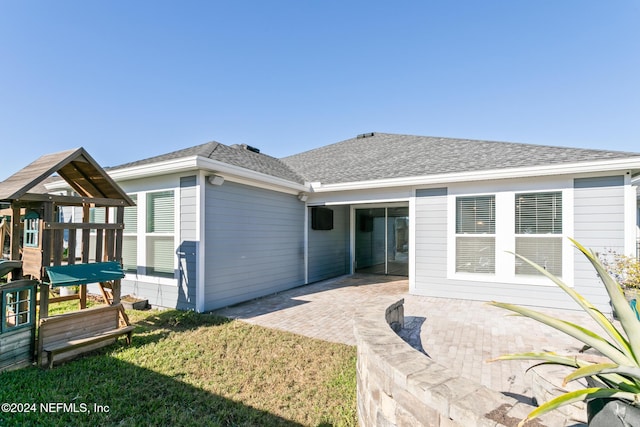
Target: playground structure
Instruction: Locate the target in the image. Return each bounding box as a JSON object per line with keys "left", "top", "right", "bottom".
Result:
{"left": 0, "top": 148, "right": 135, "bottom": 370}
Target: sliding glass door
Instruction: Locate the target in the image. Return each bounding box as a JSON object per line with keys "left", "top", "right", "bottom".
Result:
{"left": 355, "top": 206, "right": 408, "bottom": 276}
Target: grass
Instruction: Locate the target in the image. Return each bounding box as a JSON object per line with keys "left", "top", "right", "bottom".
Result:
{"left": 0, "top": 303, "right": 357, "bottom": 426}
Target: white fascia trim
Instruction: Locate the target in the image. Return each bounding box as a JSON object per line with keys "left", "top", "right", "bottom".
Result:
{"left": 195, "top": 157, "right": 308, "bottom": 194}
{"left": 105, "top": 157, "right": 201, "bottom": 181}
{"left": 311, "top": 157, "right": 640, "bottom": 192}
{"left": 77, "top": 155, "right": 308, "bottom": 195}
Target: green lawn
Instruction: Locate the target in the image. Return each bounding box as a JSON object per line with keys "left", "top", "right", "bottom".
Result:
{"left": 0, "top": 306, "right": 357, "bottom": 426}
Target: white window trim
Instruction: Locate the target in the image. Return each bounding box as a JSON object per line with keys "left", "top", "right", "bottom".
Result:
{"left": 122, "top": 187, "right": 180, "bottom": 286}
{"left": 454, "top": 195, "right": 496, "bottom": 275}
{"left": 448, "top": 187, "right": 574, "bottom": 287}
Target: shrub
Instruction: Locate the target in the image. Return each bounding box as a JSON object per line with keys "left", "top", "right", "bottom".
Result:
{"left": 600, "top": 249, "right": 640, "bottom": 290}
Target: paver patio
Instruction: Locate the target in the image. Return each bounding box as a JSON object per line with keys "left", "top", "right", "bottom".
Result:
{"left": 214, "top": 274, "right": 603, "bottom": 424}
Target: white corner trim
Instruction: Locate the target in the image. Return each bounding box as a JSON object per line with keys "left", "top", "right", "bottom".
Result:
{"left": 196, "top": 171, "right": 206, "bottom": 313}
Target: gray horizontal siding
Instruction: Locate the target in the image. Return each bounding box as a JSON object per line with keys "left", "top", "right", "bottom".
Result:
{"left": 414, "top": 278, "right": 577, "bottom": 309}
{"left": 117, "top": 176, "right": 198, "bottom": 311}
{"left": 573, "top": 176, "right": 625, "bottom": 311}
{"left": 414, "top": 188, "right": 448, "bottom": 287}
{"left": 411, "top": 184, "right": 605, "bottom": 311}
{"left": 121, "top": 279, "right": 185, "bottom": 309}
{"left": 204, "top": 181, "right": 305, "bottom": 311}
{"left": 308, "top": 205, "right": 350, "bottom": 283}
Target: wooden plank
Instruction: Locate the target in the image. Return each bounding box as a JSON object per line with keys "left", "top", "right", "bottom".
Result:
{"left": 37, "top": 303, "right": 131, "bottom": 368}
{"left": 38, "top": 283, "right": 50, "bottom": 319}
{"left": 41, "top": 202, "right": 53, "bottom": 276}
{"left": 112, "top": 279, "right": 121, "bottom": 305}
{"left": 10, "top": 205, "right": 21, "bottom": 267}
{"left": 0, "top": 345, "right": 31, "bottom": 363}
{"left": 94, "top": 230, "right": 103, "bottom": 264}
{"left": 0, "top": 328, "right": 33, "bottom": 350}
{"left": 48, "top": 294, "right": 80, "bottom": 304}
{"left": 41, "top": 338, "right": 116, "bottom": 368}
{"left": 0, "top": 343, "right": 31, "bottom": 360}
{"left": 39, "top": 308, "right": 116, "bottom": 330}
{"left": 81, "top": 230, "right": 90, "bottom": 264}
{"left": 52, "top": 228, "right": 63, "bottom": 266}
{"left": 45, "top": 326, "right": 134, "bottom": 353}
{"left": 115, "top": 207, "right": 124, "bottom": 263}
{"left": 15, "top": 193, "right": 130, "bottom": 207}
{"left": 21, "top": 247, "right": 42, "bottom": 280}
{"left": 105, "top": 229, "right": 114, "bottom": 261}
{"left": 43, "top": 222, "right": 124, "bottom": 230}
{"left": 98, "top": 283, "right": 112, "bottom": 305}
{"left": 39, "top": 304, "right": 118, "bottom": 325}
{"left": 67, "top": 230, "right": 77, "bottom": 262}
{"left": 81, "top": 205, "right": 90, "bottom": 263}
{"left": 79, "top": 284, "right": 87, "bottom": 310}
{"left": 0, "top": 347, "right": 32, "bottom": 368}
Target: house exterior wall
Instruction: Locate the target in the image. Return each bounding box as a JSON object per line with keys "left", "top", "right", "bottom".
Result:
{"left": 573, "top": 176, "right": 626, "bottom": 309}
{"left": 307, "top": 205, "right": 350, "bottom": 283}
{"left": 118, "top": 173, "right": 195, "bottom": 310}
{"left": 109, "top": 163, "right": 634, "bottom": 314}
{"left": 203, "top": 180, "right": 305, "bottom": 311}
{"left": 413, "top": 188, "right": 448, "bottom": 294}
{"left": 409, "top": 183, "right": 570, "bottom": 308}
{"left": 409, "top": 173, "right": 631, "bottom": 313}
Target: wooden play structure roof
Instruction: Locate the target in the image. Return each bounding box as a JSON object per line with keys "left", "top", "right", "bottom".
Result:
{"left": 0, "top": 147, "right": 134, "bottom": 206}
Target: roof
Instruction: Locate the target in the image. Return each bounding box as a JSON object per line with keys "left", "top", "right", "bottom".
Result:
{"left": 110, "top": 141, "right": 305, "bottom": 184}
{"left": 0, "top": 147, "right": 135, "bottom": 204}
{"left": 281, "top": 132, "right": 640, "bottom": 184}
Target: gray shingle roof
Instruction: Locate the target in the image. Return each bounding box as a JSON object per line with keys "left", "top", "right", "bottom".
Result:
{"left": 281, "top": 133, "right": 640, "bottom": 184}
{"left": 110, "top": 141, "right": 305, "bottom": 184}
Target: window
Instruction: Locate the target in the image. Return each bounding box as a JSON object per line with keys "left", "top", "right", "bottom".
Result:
{"left": 146, "top": 191, "right": 175, "bottom": 277}
{"left": 23, "top": 211, "right": 39, "bottom": 248}
{"left": 3, "top": 287, "right": 34, "bottom": 332}
{"left": 456, "top": 196, "right": 495, "bottom": 273}
{"left": 122, "top": 195, "right": 138, "bottom": 273}
{"left": 515, "top": 192, "right": 562, "bottom": 276}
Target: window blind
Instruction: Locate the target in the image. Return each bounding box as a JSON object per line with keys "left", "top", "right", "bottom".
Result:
{"left": 515, "top": 192, "right": 563, "bottom": 276}
{"left": 515, "top": 237, "right": 562, "bottom": 276}
{"left": 515, "top": 192, "right": 562, "bottom": 234}
{"left": 456, "top": 196, "right": 495, "bottom": 234}
{"left": 147, "top": 191, "right": 174, "bottom": 233}
{"left": 123, "top": 194, "right": 138, "bottom": 234}
{"left": 146, "top": 236, "right": 174, "bottom": 277}
{"left": 90, "top": 207, "right": 106, "bottom": 224}
{"left": 122, "top": 235, "right": 137, "bottom": 272}
{"left": 456, "top": 236, "right": 495, "bottom": 273}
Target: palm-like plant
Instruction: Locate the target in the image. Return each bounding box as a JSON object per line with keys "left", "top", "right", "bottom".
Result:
{"left": 489, "top": 238, "right": 640, "bottom": 426}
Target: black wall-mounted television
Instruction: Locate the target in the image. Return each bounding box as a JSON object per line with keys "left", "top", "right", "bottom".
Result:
{"left": 311, "top": 207, "right": 334, "bottom": 230}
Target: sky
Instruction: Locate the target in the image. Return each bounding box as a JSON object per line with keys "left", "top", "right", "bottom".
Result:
{"left": 0, "top": 1, "right": 639, "bottom": 179}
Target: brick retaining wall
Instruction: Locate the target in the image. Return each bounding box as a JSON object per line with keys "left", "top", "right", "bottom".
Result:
{"left": 353, "top": 297, "right": 566, "bottom": 426}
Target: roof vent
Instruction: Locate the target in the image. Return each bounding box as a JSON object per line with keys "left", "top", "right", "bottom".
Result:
{"left": 233, "top": 144, "right": 261, "bottom": 153}
{"left": 357, "top": 132, "right": 375, "bottom": 139}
